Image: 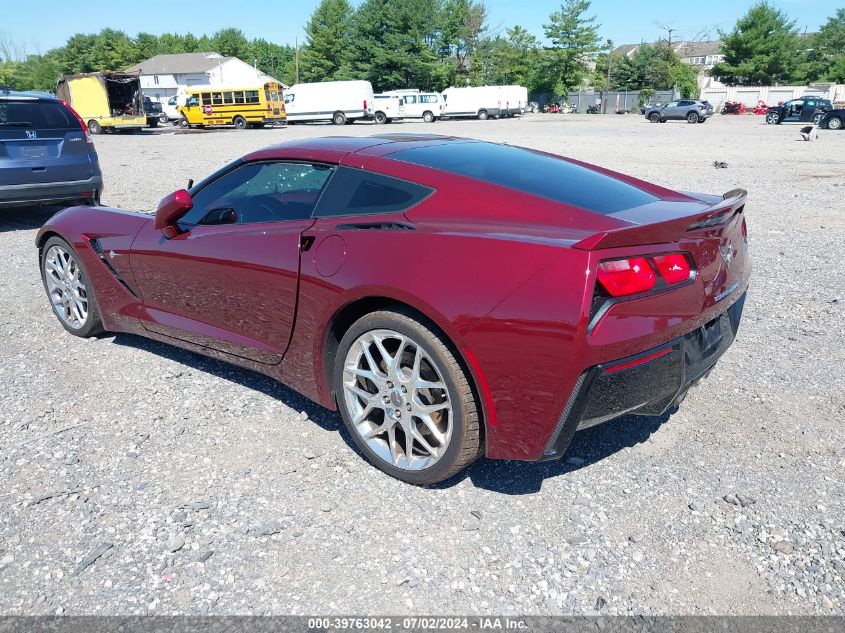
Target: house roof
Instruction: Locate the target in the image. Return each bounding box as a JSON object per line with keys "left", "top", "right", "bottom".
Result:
{"left": 125, "top": 52, "right": 230, "bottom": 75}
{"left": 613, "top": 40, "right": 723, "bottom": 58}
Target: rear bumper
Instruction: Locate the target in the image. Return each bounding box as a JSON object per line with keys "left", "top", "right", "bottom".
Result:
{"left": 0, "top": 175, "right": 103, "bottom": 207}
{"left": 541, "top": 290, "right": 746, "bottom": 459}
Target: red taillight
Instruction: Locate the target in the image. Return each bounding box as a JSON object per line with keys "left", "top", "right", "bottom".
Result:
{"left": 652, "top": 253, "right": 691, "bottom": 284}
{"left": 363, "top": 99, "right": 367, "bottom": 110}
{"left": 60, "top": 99, "right": 93, "bottom": 145}
{"left": 596, "top": 257, "right": 656, "bottom": 297}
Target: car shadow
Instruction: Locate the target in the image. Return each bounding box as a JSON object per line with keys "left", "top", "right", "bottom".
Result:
{"left": 107, "top": 332, "right": 672, "bottom": 494}
{"left": 0, "top": 205, "right": 62, "bottom": 234}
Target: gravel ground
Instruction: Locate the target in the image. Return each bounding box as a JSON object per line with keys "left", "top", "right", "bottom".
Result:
{"left": 1, "top": 114, "right": 843, "bottom": 616}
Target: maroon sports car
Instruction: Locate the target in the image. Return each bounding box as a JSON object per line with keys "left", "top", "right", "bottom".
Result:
{"left": 37, "top": 134, "right": 751, "bottom": 484}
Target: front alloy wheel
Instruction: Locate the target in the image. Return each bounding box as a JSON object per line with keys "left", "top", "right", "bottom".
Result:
{"left": 335, "top": 309, "right": 481, "bottom": 484}
{"left": 41, "top": 237, "right": 103, "bottom": 337}
{"left": 766, "top": 112, "right": 780, "bottom": 124}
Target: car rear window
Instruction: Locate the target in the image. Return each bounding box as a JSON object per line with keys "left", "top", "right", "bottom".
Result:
{"left": 391, "top": 142, "right": 659, "bottom": 214}
{"left": 314, "top": 166, "right": 433, "bottom": 217}
{"left": 0, "top": 100, "right": 75, "bottom": 129}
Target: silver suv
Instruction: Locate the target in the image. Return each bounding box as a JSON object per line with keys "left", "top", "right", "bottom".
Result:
{"left": 1, "top": 89, "right": 103, "bottom": 208}
{"left": 644, "top": 99, "right": 713, "bottom": 124}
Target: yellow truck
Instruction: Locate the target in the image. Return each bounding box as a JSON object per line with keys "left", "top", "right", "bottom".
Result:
{"left": 56, "top": 72, "right": 147, "bottom": 134}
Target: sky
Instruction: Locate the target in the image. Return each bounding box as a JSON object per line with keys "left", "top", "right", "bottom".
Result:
{"left": 0, "top": 0, "right": 833, "bottom": 56}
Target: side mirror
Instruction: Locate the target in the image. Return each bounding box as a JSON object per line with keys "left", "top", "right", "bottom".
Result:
{"left": 154, "top": 189, "right": 193, "bottom": 239}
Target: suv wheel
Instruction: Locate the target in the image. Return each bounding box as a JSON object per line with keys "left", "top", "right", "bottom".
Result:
{"left": 687, "top": 111, "right": 700, "bottom": 124}
{"left": 813, "top": 113, "right": 824, "bottom": 126}
{"left": 827, "top": 116, "right": 842, "bottom": 130}
{"left": 648, "top": 112, "right": 660, "bottom": 123}
{"left": 766, "top": 112, "right": 780, "bottom": 124}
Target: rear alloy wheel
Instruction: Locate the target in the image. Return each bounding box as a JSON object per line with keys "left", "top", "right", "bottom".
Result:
{"left": 687, "top": 111, "right": 700, "bottom": 124}
{"left": 827, "top": 116, "right": 842, "bottom": 130}
{"left": 40, "top": 237, "right": 104, "bottom": 338}
{"left": 422, "top": 111, "right": 435, "bottom": 123}
{"left": 813, "top": 113, "right": 823, "bottom": 126}
{"left": 374, "top": 111, "right": 387, "bottom": 124}
{"left": 333, "top": 111, "right": 347, "bottom": 125}
{"left": 649, "top": 112, "right": 660, "bottom": 123}
{"left": 335, "top": 309, "right": 481, "bottom": 484}
{"left": 158, "top": 113, "right": 168, "bottom": 125}
{"left": 766, "top": 112, "right": 780, "bottom": 124}
{"left": 233, "top": 116, "right": 247, "bottom": 130}
{"left": 87, "top": 120, "right": 102, "bottom": 134}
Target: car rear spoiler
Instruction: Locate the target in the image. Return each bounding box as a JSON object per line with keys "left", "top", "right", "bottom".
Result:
{"left": 572, "top": 189, "right": 748, "bottom": 251}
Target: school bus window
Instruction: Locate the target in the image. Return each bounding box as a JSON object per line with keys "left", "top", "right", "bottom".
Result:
{"left": 234, "top": 91, "right": 245, "bottom": 104}
{"left": 265, "top": 90, "right": 271, "bottom": 102}
{"left": 201, "top": 93, "right": 212, "bottom": 106}
{"left": 246, "top": 90, "right": 259, "bottom": 104}
{"left": 212, "top": 92, "right": 223, "bottom": 105}
{"left": 271, "top": 91, "right": 279, "bottom": 102}
{"left": 223, "top": 92, "right": 234, "bottom": 104}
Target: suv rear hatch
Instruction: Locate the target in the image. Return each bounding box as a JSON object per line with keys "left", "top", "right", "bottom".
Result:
{"left": 0, "top": 98, "right": 96, "bottom": 187}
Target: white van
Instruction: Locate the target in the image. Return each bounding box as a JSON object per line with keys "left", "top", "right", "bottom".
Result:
{"left": 441, "top": 86, "right": 502, "bottom": 120}
{"left": 372, "top": 94, "right": 405, "bottom": 123}
{"left": 389, "top": 92, "right": 443, "bottom": 122}
{"left": 284, "top": 80, "right": 375, "bottom": 125}
{"left": 501, "top": 85, "right": 528, "bottom": 117}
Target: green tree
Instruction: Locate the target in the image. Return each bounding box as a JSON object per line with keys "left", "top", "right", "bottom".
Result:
{"left": 711, "top": 2, "right": 801, "bottom": 85}
{"left": 608, "top": 42, "right": 698, "bottom": 96}
{"left": 349, "top": 0, "right": 441, "bottom": 91}
{"left": 806, "top": 9, "right": 845, "bottom": 82}
{"left": 252, "top": 38, "right": 296, "bottom": 84}
{"left": 299, "top": 0, "right": 354, "bottom": 82}
{"left": 542, "top": 0, "right": 601, "bottom": 94}
{"left": 89, "top": 29, "right": 138, "bottom": 71}
{"left": 437, "top": 0, "right": 488, "bottom": 86}
{"left": 209, "top": 28, "right": 251, "bottom": 59}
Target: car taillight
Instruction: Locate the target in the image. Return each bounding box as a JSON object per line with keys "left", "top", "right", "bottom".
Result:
{"left": 60, "top": 99, "right": 93, "bottom": 145}
{"left": 363, "top": 100, "right": 368, "bottom": 110}
{"left": 652, "top": 253, "right": 691, "bottom": 284}
{"left": 596, "top": 257, "right": 655, "bottom": 297}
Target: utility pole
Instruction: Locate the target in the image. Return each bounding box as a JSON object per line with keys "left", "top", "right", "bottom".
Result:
{"left": 656, "top": 22, "right": 676, "bottom": 48}
{"left": 604, "top": 39, "right": 613, "bottom": 114}
{"left": 295, "top": 37, "right": 300, "bottom": 84}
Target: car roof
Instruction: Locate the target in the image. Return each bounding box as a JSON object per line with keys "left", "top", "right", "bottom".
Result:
{"left": 0, "top": 88, "right": 59, "bottom": 102}
{"left": 244, "top": 134, "right": 464, "bottom": 163}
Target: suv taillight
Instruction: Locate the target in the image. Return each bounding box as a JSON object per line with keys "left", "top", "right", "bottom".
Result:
{"left": 60, "top": 100, "right": 93, "bottom": 145}
{"left": 596, "top": 252, "right": 693, "bottom": 297}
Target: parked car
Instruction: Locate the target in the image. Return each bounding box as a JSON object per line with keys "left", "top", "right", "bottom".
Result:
{"left": 817, "top": 109, "right": 844, "bottom": 130}
{"left": 56, "top": 72, "right": 146, "bottom": 134}
{"left": 142, "top": 97, "right": 166, "bottom": 127}
{"left": 441, "top": 86, "right": 502, "bottom": 120}
{"left": 645, "top": 99, "right": 713, "bottom": 123}
{"left": 640, "top": 102, "right": 664, "bottom": 114}
{"left": 162, "top": 95, "right": 183, "bottom": 123}
{"left": 372, "top": 94, "right": 406, "bottom": 124}
{"left": 383, "top": 90, "right": 443, "bottom": 122}
{"left": 766, "top": 97, "right": 833, "bottom": 125}
{"left": 35, "top": 134, "right": 750, "bottom": 484}
{"left": 284, "top": 80, "right": 374, "bottom": 125}
{"left": 1, "top": 89, "right": 103, "bottom": 208}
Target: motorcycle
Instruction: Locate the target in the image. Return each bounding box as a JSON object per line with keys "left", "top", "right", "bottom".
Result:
{"left": 586, "top": 104, "right": 601, "bottom": 114}
{"left": 721, "top": 101, "right": 746, "bottom": 115}
{"left": 751, "top": 100, "right": 768, "bottom": 115}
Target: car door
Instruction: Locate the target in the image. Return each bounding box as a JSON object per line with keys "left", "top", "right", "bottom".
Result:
{"left": 404, "top": 94, "right": 420, "bottom": 118}
{"left": 801, "top": 100, "right": 816, "bottom": 122}
{"left": 130, "top": 160, "right": 335, "bottom": 364}
{"left": 662, "top": 101, "right": 679, "bottom": 119}
{"left": 783, "top": 100, "right": 802, "bottom": 122}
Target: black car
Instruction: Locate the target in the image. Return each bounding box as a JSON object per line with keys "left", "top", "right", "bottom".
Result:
{"left": 765, "top": 96, "right": 832, "bottom": 125}
{"left": 818, "top": 109, "right": 844, "bottom": 130}
{"left": 1, "top": 89, "right": 103, "bottom": 208}
{"left": 142, "top": 97, "right": 166, "bottom": 128}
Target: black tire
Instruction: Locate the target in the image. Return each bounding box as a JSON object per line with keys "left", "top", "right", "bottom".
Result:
{"left": 233, "top": 116, "right": 247, "bottom": 130}
{"left": 813, "top": 113, "right": 823, "bottom": 126}
{"left": 477, "top": 110, "right": 489, "bottom": 121}
{"left": 87, "top": 120, "right": 102, "bottom": 134}
{"left": 333, "top": 111, "right": 347, "bottom": 125}
{"left": 178, "top": 117, "right": 189, "bottom": 129}
{"left": 158, "top": 113, "right": 168, "bottom": 125}
{"left": 40, "top": 236, "right": 105, "bottom": 339}
{"left": 648, "top": 112, "right": 660, "bottom": 123}
{"left": 148, "top": 118, "right": 158, "bottom": 128}
{"left": 766, "top": 112, "right": 780, "bottom": 125}
{"left": 687, "top": 111, "right": 700, "bottom": 124}
{"left": 334, "top": 308, "right": 482, "bottom": 485}
{"left": 827, "top": 116, "right": 842, "bottom": 130}
{"left": 698, "top": 117, "right": 707, "bottom": 123}
{"left": 422, "top": 111, "right": 435, "bottom": 123}
{"left": 374, "top": 111, "right": 387, "bottom": 124}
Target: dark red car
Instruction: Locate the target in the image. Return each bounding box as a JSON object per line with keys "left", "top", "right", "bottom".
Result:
{"left": 37, "top": 135, "right": 751, "bottom": 484}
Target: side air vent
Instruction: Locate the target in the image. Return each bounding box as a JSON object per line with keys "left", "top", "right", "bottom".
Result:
{"left": 89, "top": 239, "right": 139, "bottom": 298}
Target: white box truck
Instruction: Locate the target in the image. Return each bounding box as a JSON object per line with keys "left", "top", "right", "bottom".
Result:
{"left": 501, "top": 85, "right": 528, "bottom": 117}
{"left": 283, "top": 80, "right": 374, "bottom": 125}
{"left": 441, "top": 86, "right": 502, "bottom": 120}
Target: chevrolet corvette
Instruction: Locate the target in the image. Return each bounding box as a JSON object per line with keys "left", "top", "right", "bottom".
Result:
{"left": 36, "top": 134, "right": 751, "bottom": 484}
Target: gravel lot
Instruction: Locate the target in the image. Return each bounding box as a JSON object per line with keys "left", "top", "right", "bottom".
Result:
{"left": 1, "top": 114, "right": 843, "bottom": 616}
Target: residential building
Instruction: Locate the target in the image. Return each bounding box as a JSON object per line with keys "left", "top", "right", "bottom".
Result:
{"left": 124, "top": 52, "right": 283, "bottom": 103}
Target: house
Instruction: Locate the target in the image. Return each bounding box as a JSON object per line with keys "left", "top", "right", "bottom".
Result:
{"left": 613, "top": 40, "right": 725, "bottom": 71}
{"left": 124, "top": 52, "right": 284, "bottom": 103}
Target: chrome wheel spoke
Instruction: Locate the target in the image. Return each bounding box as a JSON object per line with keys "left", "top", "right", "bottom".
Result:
{"left": 342, "top": 328, "right": 453, "bottom": 471}
{"left": 43, "top": 245, "right": 88, "bottom": 330}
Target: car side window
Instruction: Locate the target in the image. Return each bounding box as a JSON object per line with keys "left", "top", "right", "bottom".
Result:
{"left": 179, "top": 162, "right": 334, "bottom": 227}
{"left": 284, "top": 93, "right": 295, "bottom": 103}
{"left": 313, "top": 167, "right": 433, "bottom": 217}
{"left": 666, "top": 101, "right": 678, "bottom": 108}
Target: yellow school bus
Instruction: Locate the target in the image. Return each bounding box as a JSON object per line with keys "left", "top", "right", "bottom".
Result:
{"left": 178, "top": 82, "right": 286, "bottom": 129}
